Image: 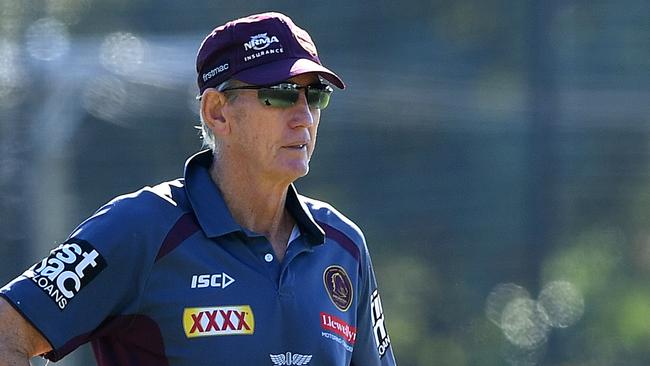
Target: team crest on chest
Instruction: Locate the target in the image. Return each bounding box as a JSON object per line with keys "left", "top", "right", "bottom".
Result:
{"left": 323, "top": 265, "right": 353, "bottom": 312}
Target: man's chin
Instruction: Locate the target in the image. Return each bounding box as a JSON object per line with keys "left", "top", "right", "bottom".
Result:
{"left": 279, "top": 163, "right": 310, "bottom": 182}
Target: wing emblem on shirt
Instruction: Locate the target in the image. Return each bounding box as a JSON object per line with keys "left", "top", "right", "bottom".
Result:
{"left": 269, "top": 352, "right": 313, "bottom": 365}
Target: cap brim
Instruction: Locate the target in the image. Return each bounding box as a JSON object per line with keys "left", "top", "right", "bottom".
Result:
{"left": 233, "top": 58, "right": 345, "bottom": 89}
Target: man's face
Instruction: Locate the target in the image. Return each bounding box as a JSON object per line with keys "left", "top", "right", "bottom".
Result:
{"left": 221, "top": 73, "right": 323, "bottom": 183}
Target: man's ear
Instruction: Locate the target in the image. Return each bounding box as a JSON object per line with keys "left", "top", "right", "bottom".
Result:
{"left": 200, "top": 89, "right": 231, "bottom": 137}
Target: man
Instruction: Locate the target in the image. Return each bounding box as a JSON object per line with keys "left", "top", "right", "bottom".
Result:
{"left": 0, "top": 12, "right": 396, "bottom": 366}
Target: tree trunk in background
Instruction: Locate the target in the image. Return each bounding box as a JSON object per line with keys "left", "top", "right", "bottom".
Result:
{"left": 526, "top": 0, "right": 559, "bottom": 291}
{"left": 0, "top": 108, "right": 31, "bottom": 280}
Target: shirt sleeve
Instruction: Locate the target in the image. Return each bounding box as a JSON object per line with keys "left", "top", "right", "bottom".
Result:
{"left": 351, "top": 244, "right": 397, "bottom": 366}
{"left": 0, "top": 197, "right": 161, "bottom": 361}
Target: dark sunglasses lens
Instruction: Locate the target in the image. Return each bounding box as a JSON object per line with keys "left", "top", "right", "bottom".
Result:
{"left": 258, "top": 89, "right": 298, "bottom": 108}
{"left": 307, "top": 86, "right": 332, "bottom": 109}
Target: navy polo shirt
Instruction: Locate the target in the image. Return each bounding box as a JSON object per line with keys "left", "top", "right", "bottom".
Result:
{"left": 0, "top": 150, "right": 396, "bottom": 366}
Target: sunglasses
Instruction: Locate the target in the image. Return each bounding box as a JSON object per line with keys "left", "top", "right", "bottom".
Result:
{"left": 221, "top": 82, "right": 334, "bottom": 109}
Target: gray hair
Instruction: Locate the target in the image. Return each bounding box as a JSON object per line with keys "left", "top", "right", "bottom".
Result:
{"left": 197, "top": 79, "right": 246, "bottom": 153}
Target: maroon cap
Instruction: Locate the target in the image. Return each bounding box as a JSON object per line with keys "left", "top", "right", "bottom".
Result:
{"left": 196, "top": 12, "right": 345, "bottom": 94}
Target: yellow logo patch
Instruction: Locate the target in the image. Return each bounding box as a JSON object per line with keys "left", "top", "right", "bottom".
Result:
{"left": 183, "top": 305, "right": 255, "bottom": 338}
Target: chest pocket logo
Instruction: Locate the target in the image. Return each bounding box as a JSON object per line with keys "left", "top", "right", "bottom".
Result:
{"left": 323, "top": 265, "right": 353, "bottom": 312}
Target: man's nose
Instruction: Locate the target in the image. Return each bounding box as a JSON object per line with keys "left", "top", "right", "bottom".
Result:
{"left": 288, "top": 91, "right": 314, "bottom": 128}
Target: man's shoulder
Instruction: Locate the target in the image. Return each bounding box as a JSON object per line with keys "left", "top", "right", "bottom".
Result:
{"left": 299, "top": 194, "right": 366, "bottom": 247}
{"left": 64, "top": 178, "right": 195, "bottom": 263}
{"left": 106, "top": 179, "right": 188, "bottom": 215}
{"left": 78, "top": 178, "right": 191, "bottom": 235}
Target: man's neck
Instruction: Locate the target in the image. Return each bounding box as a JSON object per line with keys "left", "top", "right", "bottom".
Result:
{"left": 209, "top": 157, "right": 295, "bottom": 260}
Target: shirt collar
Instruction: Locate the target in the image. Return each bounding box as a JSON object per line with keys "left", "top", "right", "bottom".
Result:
{"left": 288, "top": 225, "right": 301, "bottom": 244}
{"left": 184, "top": 150, "right": 325, "bottom": 245}
{"left": 285, "top": 183, "right": 325, "bottom": 245}
{"left": 184, "top": 150, "right": 241, "bottom": 238}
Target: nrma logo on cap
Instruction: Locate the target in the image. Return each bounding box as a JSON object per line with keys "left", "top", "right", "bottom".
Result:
{"left": 244, "top": 33, "right": 280, "bottom": 51}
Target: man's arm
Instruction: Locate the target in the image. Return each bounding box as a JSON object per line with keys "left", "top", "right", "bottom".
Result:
{"left": 0, "top": 297, "right": 52, "bottom": 365}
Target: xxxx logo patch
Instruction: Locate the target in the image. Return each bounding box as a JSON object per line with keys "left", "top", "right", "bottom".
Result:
{"left": 183, "top": 305, "right": 254, "bottom": 338}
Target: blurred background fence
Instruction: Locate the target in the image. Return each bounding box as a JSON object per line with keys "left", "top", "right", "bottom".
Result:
{"left": 1, "top": 1, "right": 650, "bottom": 365}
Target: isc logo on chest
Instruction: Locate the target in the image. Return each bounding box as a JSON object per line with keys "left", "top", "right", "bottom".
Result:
{"left": 183, "top": 305, "right": 255, "bottom": 338}
{"left": 190, "top": 272, "right": 235, "bottom": 289}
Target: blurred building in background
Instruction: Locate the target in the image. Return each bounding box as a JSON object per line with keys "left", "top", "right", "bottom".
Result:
{"left": 1, "top": 1, "right": 650, "bottom": 365}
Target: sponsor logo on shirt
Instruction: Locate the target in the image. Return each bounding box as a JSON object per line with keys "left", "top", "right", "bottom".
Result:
{"left": 320, "top": 312, "right": 357, "bottom": 345}
{"left": 323, "top": 265, "right": 353, "bottom": 312}
{"left": 183, "top": 305, "right": 254, "bottom": 338}
{"left": 269, "top": 352, "right": 312, "bottom": 365}
{"left": 25, "top": 239, "right": 107, "bottom": 311}
{"left": 190, "top": 272, "right": 235, "bottom": 289}
{"left": 371, "top": 289, "right": 391, "bottom": 358}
